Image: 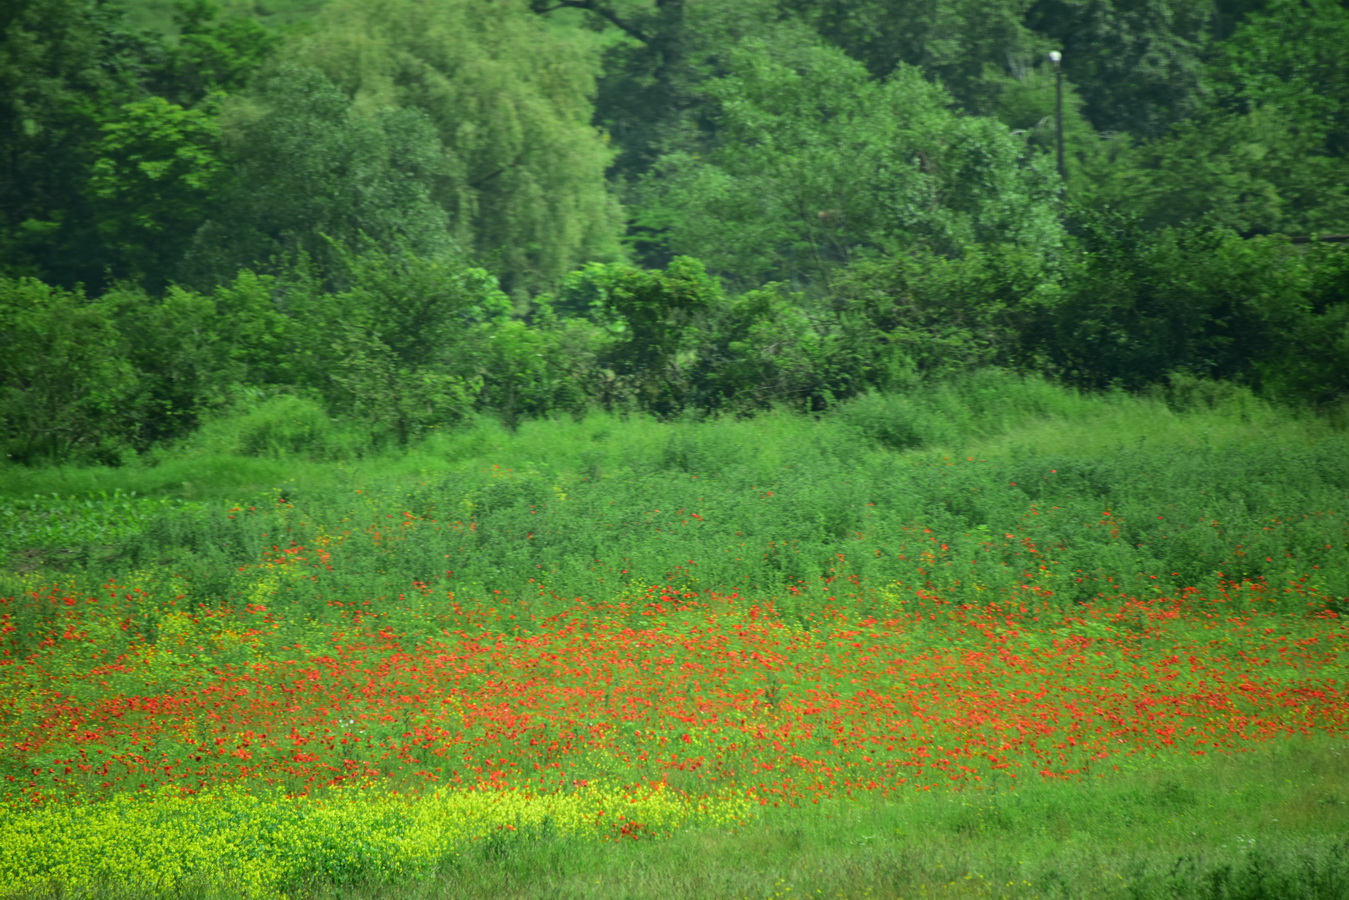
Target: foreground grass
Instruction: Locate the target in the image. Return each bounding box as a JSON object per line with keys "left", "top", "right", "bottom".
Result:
{"left": 9, "top": 738, "right": 1348, "bottom": 899}
{"left": 332, "top": 741, "right": 1348, "bottom": 900}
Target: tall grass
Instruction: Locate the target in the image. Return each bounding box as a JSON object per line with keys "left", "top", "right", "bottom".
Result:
{"left": 353, "top": 738, "right": 1349, "bottom": 900}
{"left": 4, "top": 371, "right": 1346, "bottom": 618}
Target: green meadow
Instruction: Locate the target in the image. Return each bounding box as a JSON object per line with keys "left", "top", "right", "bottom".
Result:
{"left": 2, "top": 372, "right": 1346, "bottom": 899}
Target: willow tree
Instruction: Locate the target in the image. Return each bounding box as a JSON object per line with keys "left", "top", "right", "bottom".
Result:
{"left": 286, "top": 0, "right": 624, "bottom": 293}
{"left": 182, "top": 64, "right": 452, "bottom": 288}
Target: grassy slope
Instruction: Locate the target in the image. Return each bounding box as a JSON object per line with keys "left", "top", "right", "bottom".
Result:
{"left": 5, "top": 372, "right": 1346, "bottom": 607}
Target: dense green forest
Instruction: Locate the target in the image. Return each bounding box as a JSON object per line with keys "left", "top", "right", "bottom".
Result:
{"left": 3, "top": 0, "right": 1348, "bottom": 465}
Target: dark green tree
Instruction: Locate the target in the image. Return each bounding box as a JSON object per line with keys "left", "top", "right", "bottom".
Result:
{"left": 182, "top": 65, "right": 452, "bottom": 286}
{"left": 0, "top": 0, "right": 158, "bottom": 288}
{"left": 0, "top": 278, "right": 138, "bottom": 463}
{"left": 317, "top": 251, "right": 513, "bottom": 445}
{"left": 1034, "top": 212, "right": 1314, "bottom": 391}
{"left": 86, "top": 96, "right": 223, "bottom": 290}
{"left": 1085, "top": 106, "right": 1349, "bottom": 236}
{"left": 636, "top": 42, "right": 1064, "bottom": 291}
{"left": 691, "top": 284, "right": 847, "bottom": 413}
{"left": 786, "top": 0, "right": 1045, "bottom": 113}
{"left": 148, "top": 0, "right": 279, "bottom": 107}
{"left": 475, "top": 308, "right": 602, "bottom": 427}
{"left": 531, "top": 0, "right": 692, "bottom": 177}
{"left": 566, "top": 256, "right": 723, "bottom": 414}
{"left": 830, "top": 243, "right": 1063, "bottom": 383}
{"left": 101, "top": 282, "right": 246, "bottom": 448}
{"left": 1208, "top": 0, "right": 1349, "bottom": 161}
{"left": 1080, "top": 0, "right": 1349, "bottom": 236}
{"left": 1257, "top": 244, "right": 1349, "bottom": 405}
{"left": 982, "top": 53, "right": 1130, "bottom": 190}
{"left": 531, "top": 0, "right": 824, "bottom": 193}
{"left": 1025, "top": 0, "right": 1213, "bottom": 139}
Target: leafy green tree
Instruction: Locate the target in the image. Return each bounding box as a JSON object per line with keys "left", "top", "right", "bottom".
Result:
{"left": 691, "top": 284, "right": 846, "bottom": 413}
{"left": 331, "top": 250, "right": 512, "bottom": 373}
{"left": 308, "top": 250, "right": 512, "bottom": 445}
{"left": 0, "top": 278, "right": 138, "bottom": 464}
{"left": 87, "top": 97, "right": 223, "bottom": 290}
{"left": 1210, "top": 0, "right": 1277, "bottom": 41}
{"left": 982, "top": 54, "right": 1131, "bottom": 191}
{"left": 1084, "top": 106, "right": 1349, "bottom": 236}
{"left": 829, "top": 243, "right": 1063, "bottom": 385}
{"left": 182, "top": 65, "right": 452, "bottom": 286}
{"left": 564, "top": 256, "right": 723, "bottom": 414}
{"left": 98, "top": 231, "right": 522, "bottom": 455}
{"left": 1034, "top": 213, "right": 1313, "bottom": 391}
{"left": 326, "top": 328, "right": 484, "bottom": 448}
{"left": 636, "top": 42, "right": 1063, "bottom": 290}
{"left": 1208, "top": 0, "right": 1349, "bottom": 158}
{"left": 205, "top": 268, "right": 298, "bottom": 388}
{"left": 1255, "top": 244, "right": 1349, "bottom": 405}
{"left": 149, "top": 0, "right": 279, "bottom": 107}
{"left": 532, "top": 0, "right": 821, "bottom": 185}
{"left": 0, "top": 1, "right": 278, "bottom": 291}
{"left": 0, "top": 0, "right": 159, "bottom": 288}
{"left": 531, "top": 0, "right": 693, "bottom": 178}
{"left": 102, "top": 282, "right": 246, "bottom": 448}
{"left": 287, "top": 0, "right": 624, "bottom": 293}
{"left": 1080, "top": 1, "right": 1349, "bottom": 237}
{"left": 476, "top": 309, "right": 600, "bottom": 427}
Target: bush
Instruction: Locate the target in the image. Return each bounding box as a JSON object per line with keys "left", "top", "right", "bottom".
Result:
{"left": 0, "top": 278, "right": 138, "bottom": 465}
{"left": 186, "top": 395, "right": 364, "bottom": 460}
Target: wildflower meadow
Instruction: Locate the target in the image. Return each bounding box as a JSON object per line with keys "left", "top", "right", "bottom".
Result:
{"left": 2, "top": 375, "right": 1347, "bottom": 898}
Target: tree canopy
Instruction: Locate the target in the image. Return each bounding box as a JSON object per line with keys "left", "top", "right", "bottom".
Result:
{"left": 634, "top": 42, "right": 1063, "bottom": 290}
{"left": 282, "top": 0, "right": 625, "bottom": 293}
{"left": 3, "top": 0, "right": 1348, "bottom": 464}
{"left": 181, "top": 64, "right": 452, "bottom": 287}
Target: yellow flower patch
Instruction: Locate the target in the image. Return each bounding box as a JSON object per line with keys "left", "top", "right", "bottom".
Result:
{"left": 0, "top": 782, "right": 751, "bottom": 899}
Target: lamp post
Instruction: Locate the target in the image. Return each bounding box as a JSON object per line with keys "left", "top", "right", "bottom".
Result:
{"left": 1048, "top": 50, "right": 1065, "bottom": 185}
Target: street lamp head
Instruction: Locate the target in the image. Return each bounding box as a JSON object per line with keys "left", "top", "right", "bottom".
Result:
{"left": 1048, "top": 50, "right": 1062, "bottom": 64}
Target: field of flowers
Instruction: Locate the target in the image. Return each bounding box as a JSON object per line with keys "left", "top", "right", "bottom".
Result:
{"left": 2, "top": 398, "right": 1347, "bottom": 898}
{"left": 3, "top": 539, "right": 1347, "bottom": 895}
